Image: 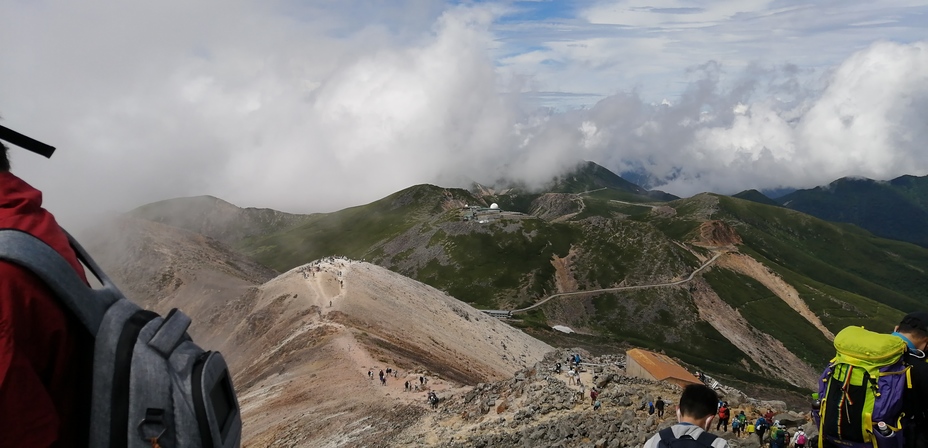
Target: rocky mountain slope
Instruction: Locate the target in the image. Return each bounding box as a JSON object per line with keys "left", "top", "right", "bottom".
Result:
{"left": 85, "top": 218, "right": 552, "bottom": 447}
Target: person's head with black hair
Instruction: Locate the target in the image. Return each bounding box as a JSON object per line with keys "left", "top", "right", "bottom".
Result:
{"left": 675, "top": 384, "right": 719, "bottom": 429}
{"left": 895, "top": 311, "right": 928, "bottom": 351}
{"left": 1, "top": 141, "right": 9, "bottom": 172}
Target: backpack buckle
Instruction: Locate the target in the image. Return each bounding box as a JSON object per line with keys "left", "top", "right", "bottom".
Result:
{"left": 139, "top": 408, "right": 166, "bottom": 447}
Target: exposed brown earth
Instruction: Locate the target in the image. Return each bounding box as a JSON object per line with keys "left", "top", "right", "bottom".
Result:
{"left": 689, "top": 277, "right": 819, "bottom": 388}
{"left": 87, "top": 218, "right": 552, "bottom": 447}
{"left": 717, "top": 253, "right": 835, "bottom": 341}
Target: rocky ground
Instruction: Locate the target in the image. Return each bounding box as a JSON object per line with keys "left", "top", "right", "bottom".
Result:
{"left": 388, "top": 349, "right": 816, "bottom": 448}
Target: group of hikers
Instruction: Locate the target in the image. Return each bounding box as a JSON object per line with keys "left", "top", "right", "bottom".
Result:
{"left": 642, "top": 385, "right": 809, "bottom": 448}
{"left": 641, "top": 312, "right": 928, "bottom": 448}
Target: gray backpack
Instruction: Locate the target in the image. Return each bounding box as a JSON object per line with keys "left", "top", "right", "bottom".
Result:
{"left": 0, "top": 229, "right": 242, "bottom": 447}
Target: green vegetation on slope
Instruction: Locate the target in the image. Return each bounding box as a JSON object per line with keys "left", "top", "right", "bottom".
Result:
{"left": 703, "top": 268, "right": 834, "bottom": 364}
{"left": 242, "top": 185, "right": 478, "bottom": 269}
{"left": 716, "top": 195, "right": 928, "bottom": 315}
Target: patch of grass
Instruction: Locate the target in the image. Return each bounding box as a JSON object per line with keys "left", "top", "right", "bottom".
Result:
{"left": 704, "top": 268, "right": 834, "bottom": 364}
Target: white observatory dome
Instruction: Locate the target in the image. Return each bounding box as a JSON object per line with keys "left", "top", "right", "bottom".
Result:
{"left": 490, "top": 203, "right": 499, "bottom": 210}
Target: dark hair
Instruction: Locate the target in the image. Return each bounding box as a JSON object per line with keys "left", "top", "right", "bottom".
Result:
{"left": 679, "top": 384, "right": 719, "bottom": 419}
{"left": 0, "top": 141, "right": 8, "bottom": 172}
{"left": 899, "top": 312, "right": 928, "bottom": 339}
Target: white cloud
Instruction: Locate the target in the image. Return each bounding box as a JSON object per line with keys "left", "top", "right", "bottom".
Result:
{"left": 1, "top": 0, "right": 927, "bottom": 232}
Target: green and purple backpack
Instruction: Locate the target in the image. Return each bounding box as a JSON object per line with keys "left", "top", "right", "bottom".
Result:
{"left": 814, "top": 326, "right": 910, "bottom": 448}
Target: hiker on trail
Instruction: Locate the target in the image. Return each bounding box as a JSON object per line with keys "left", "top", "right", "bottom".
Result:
{"left": 815, "top": 312, "right": 928, "bottom": 448}
{"left": 656, "top": 397, "right": 666, "bottom": 418}
{"left": 648, "top": 401, "right": 655, "bottom": 415}
{"left": 568, "top": 368, "right": 576, "bottom": 385}
{"left": 405, "top": 381, "right": 409, "bottom": 391}
{"left": 716, "top": 401, "right": 730, "bottom": 432}
{"left": 755, "top": 415, "right": 769, "bottom": 447}
{"left": 642, "top": 384, "right": 729, "bottom": 448}
{"left": 791, "top": 428, "right": 806, "bottom": 448}
{"left": 764, "top": 409, "right": 775, "bottom": 426}
{"left": 888, "top": 313, "right": 928, "bottom": 448}
{"left": 0, "top": 133, "right": 94, "bottom": 445}
{"left": 369, "top": 370, "right": 373, "bottom": 380}
{"left": 731, "top": 415, "right": 741, "bottom": 437}
{"left": 771, "top": 424, "right": 787, "bottom": 448}
{"left": 590, "top": 387, "right": 599, "bottom": 405}
{"left": 428, "top": 391, "right": 438, "bottom": 409}
{"left": 736, "top": 411, "right": 747, "bottom": 433}
{"left": 594, "top": 400, "right": 601, "bottom": 411}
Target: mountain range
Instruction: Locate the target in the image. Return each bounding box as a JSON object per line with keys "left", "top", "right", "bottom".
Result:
{"left": 735, "top": 174, "right": 928, "bottom": 248}
{"left": 112, "top": 161, "right": 928, "bottom": 398}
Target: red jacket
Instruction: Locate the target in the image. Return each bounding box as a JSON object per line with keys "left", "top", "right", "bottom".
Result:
{"left": 0, "top": 171, "right": 92, "bottom": 447}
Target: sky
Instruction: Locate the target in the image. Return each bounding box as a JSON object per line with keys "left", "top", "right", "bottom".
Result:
{"left": 2, "top": 0, "right": 927, "bottom": 228}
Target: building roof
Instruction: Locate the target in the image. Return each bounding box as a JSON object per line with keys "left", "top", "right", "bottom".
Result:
{"left": 626, "top": 348, "right": 702, "bottom": 385}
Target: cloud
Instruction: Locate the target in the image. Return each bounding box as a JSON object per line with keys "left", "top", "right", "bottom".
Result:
{"left": 571, "top": 41, "right": 928, "bottom": 197}
{"left": 1, "top": 0, "right": 927, "bottom": 233}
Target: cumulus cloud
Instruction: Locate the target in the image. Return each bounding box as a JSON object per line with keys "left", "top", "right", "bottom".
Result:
{"left": 1, "top": 0, "right": 927, "bottom": 231}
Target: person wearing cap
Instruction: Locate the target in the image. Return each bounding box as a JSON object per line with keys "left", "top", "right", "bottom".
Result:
{"left": 0, "top": 135, "right": 93, "bottom": 445}
{"left": 893, "top": 311, "right": 928, "bottom": 448}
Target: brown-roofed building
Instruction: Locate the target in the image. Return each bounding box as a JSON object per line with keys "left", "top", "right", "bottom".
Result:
{"left": 625, "top": 348, "right": 702, "bottom": 388}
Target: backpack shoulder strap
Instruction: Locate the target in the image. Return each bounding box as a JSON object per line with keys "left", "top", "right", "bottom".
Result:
{"left": 695, "top": 430, "right": 718, "bottom": 447}
{"left": 659, "top": 428, "right": 677, "bottom": 446}
{"left": 0, "top": 229, "right": 121, "bottom": 335}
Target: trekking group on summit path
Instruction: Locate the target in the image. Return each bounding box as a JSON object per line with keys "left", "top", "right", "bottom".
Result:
{"left": 639, "top": 312, "right": 928, "bottom": 448}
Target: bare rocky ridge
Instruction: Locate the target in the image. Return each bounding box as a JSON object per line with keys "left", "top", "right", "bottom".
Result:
{"left": 390, "top": 349, "right": 814, "bottom": 448}
{"left": 531, "top": 193, "right": 584, "bottom": 222}
{"left": 86, "top": 218, "right": 552, "bottom": 447}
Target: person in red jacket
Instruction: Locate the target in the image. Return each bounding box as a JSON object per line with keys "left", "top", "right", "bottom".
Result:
{"left": 0, "top": 140, "right": 93, "bottom": 446}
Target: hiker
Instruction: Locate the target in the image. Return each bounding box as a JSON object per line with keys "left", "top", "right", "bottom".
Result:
{"left": 594, "top": 400, "right": 601, "bottom": 411}
{"left": 731, "top": 415, "right": 741, "bottom": 437}
{"left": 771, "top": 424, "right": 787, "bottom": 448}
{"left": 816, "top": 312, "right": 928, "bottom": 448}
{"left": 0, "top": 133, "right": 94, "bottom": 445}
{"left": 649, "top": 401, "right": 655, "bottom": 415}
{"left": 428, "top": 391, "right": 439, "bottom": 409}
{"left": 642, "top": 383, "right": 729, "bottom": 448}
{"left": 405, "top": 381, "right": 409, "bottom": 391}
{"left": 369, "top": 370, "right": 373, "bottom": 380}
{"left": 736, "top": 411, "right": 748, "bottom": 436}
{"left": 764, "top": 409, "right": 775, "bottom": 426}
{"left": 590, "top": 387, "right": 599, "bottom": 405}
{"left": 716, "top": 401, "right": 730, "bottom": 432}
{"left": 656, "top": 396, "right": 666, "bottom": 418}
{"left": 755, "top": 415, "right": 769, "bottom": 447}
{"left": 792, "top": 428, "right": 806, "bottom": 448}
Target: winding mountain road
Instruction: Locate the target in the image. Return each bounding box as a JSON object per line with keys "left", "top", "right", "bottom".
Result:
{"left": 510, "top": 251, "right": 724, "bottom": 315}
